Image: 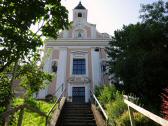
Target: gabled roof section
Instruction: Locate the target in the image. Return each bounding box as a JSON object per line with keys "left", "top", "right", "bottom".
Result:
{"left": 74, "top": 2, "right": 86, "bottom": 9}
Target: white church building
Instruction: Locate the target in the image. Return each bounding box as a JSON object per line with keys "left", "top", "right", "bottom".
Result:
{"left": 37, "top": 2, "right": 110, "bottom": 103}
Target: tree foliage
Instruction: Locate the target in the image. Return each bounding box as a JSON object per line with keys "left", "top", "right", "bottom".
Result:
{"left": 0, "top": 55, "right": 53, "bottom": 126}
{"left": 18, "top": 55, "right": 53, "bottom": 98}
{"left": 0, "top": 73, "right": 10, "bottom": 109}
{"left": 161, "top": 88, "right": 168, "bottom": 119}
{"left": 0, "top": 1, "right": 69, "bottom": 124}
{"left": 107, "top": 0, "right": 168, "bottom": 112}
{"left": 0, "top": 0, "right": 69, "bottom": 72}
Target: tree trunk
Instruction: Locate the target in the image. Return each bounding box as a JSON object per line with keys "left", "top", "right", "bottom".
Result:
{"left": 4, "top": 61, "right": 18, "bottom": 126}
{"left": 17, "top": 108, "right": 24, "bottom": 126}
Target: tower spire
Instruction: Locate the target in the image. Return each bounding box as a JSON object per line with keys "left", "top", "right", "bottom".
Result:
{"left": 74, "top": 1, "right": 86, "bottom": 9}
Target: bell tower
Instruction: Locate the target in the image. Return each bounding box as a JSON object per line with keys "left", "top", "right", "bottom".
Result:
{"left": 73, "top": 2, "right": 87, "bottom": 24}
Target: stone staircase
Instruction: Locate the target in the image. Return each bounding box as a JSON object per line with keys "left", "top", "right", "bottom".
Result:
{"left": 59, "top": 102, "right": 97, "bottom": 126}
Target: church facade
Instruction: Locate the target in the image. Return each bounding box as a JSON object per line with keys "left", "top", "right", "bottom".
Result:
{"left": 37, "top": 2, "right": 110, "bottom": 103}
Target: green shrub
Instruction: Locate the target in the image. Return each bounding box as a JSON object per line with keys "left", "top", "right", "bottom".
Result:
{"left": 106, "top": 97, "right": 127, "bottom": 126}
{"left": 95, "top": 85, "right": 127, "bottom": 125}
{"left": 115, "top": 111, "right": 130, "bottom": 126}
{"left": 116, "top": 111, "right": 160, "bottom": 126}
{"left": 95, "top": 85, "right": 104, "bottom": 97}
{"left": 106, "top": 93, "right": 127, "bottom": 119}
{"left": 95, "top": 85, "right": 160, "bottom": 126}
{"left": 95, "top": 85, "right": 127, "bottom": 120}
{"left": 97, "top": 85, "right": 117, "bottom": 105}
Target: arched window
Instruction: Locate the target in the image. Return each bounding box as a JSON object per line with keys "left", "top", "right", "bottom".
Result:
{"left": 78, "top": 13, "right": 82, "bottom": 17}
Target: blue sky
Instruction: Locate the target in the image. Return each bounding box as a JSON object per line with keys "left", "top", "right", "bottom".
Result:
{"left": 61, "top": 0, "right": 166, "bottom": 35}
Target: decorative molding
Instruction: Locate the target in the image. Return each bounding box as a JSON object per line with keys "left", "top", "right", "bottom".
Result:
{"left": 71, "top": 50, "right": 88, "bottom": 54}
{"left": 67, "top": 76, "right": 91, "bottom": 84}
{"left": 46, "top": 40, "right": 109, "bottom": 47}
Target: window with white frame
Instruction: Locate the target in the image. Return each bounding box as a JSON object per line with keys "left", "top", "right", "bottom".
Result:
{"left": 72, "top": 59, "right": 86, "bottom": 75}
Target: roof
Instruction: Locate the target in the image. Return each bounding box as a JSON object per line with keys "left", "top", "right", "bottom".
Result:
{"left": 74, "top": 2, "right": 86, "bottom": 9}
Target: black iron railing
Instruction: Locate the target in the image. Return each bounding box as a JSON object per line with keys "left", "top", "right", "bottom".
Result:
{"left": 45, "top": 83, "right": 66, "bottom": 126}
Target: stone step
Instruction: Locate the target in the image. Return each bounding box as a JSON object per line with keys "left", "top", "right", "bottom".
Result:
{"left": 64, "top": 104, "right": 90, "bottom": 108}
{"left": 64, "top": 106, "right": 90, "bottom": 108}
{"left": 63, "top": 119, "right": 95, "bottom": 122}
{"left": 63, "top": 107, "right": 91, "bottom": 110}
{"left": 64, "top": 115, "right": 94, "bottom": 120}
{"left": 63, "top": 113, "right": 94, "bottom": 117}
{"left": 58, "top": 102, "right": 97, "bottom": 126}
{"left": 62, "top": 122, "right": 97, "bottom": 126}
{"left": 63, "top": 109, "right": 92, "bottom": 113}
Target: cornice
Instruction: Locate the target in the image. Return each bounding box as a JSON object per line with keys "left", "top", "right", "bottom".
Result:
{"left": 45, "top": 39, "right": 110, "bottom": 47}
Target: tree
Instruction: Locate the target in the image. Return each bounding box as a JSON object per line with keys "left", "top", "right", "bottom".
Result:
{"left": 0, "top": 0, "right": 69, "bottom": 125}
{"left": 0, "top": 0, "right": 69, "bottom": 72}
{"left": 16, "top": 56, "right": 53, "bottom": 126}
{"left": 0, "top": 73, "right": 10, "bottom": 112}
{"left": 107, "top": 0, "right": 168, "bottom": 113}
{"left": 18, "top": 54, "right": 53, "bottom": 98}
{"left": 0, "top": 54, "right": 53, "bottom": 125}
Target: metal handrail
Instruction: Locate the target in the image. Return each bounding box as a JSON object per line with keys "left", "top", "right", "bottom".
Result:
{"left": 90, "top": 89, "right": 108, "bottom": 124}
{"left": 45, "top": 83, "right": 66, "bottom": 126}
{"left": 53, "top": 83, "right": 64, "bottom": 96}
{"left": 123, "top": 95, "right": 168, "bottom": 126}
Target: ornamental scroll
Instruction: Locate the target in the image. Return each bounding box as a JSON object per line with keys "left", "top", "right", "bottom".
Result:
{"left": 67, "top": 76, "right": 90, "bottom": 84}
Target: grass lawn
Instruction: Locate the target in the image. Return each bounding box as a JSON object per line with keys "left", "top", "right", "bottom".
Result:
{"left": 12, "top": 98, "right": 55, "bottom": 126}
